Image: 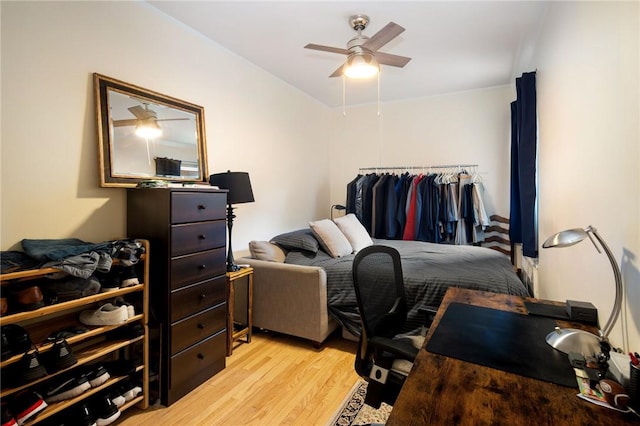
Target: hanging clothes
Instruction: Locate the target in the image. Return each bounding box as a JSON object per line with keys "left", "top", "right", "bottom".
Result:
{"left": 345, "top": 166, "right": 490, "bottom": 245}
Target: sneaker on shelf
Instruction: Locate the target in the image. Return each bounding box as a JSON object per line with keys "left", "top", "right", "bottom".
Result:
{"left": 117, "top": 380, "right": 142, "bottom": 402}
{"left": 112, "top": 297, "right": 135, "bottom": 319}
{"left": 90, "top": 394, "right": 120, "bottom": 426}
{"left": 65, "top": 403, "right": 96, "bottom": 426}
{"left": 106, "top": 324, "right": 144, "bottom": 341}
{"left": 46, "top": 326, "right": 89, "bottom": 342}
{"left": 10, "top": 390, "right": 47, "bottom": 426}
{"left": 79, "top": 304, "right": 128, "bottom": 326}
{"left": 43, "top": 373, "right": 91, "bottom": 403}
{"left": 82, "top": 363, "right": 110, "bottom": 388}
{"left": 1, "top": 324, "right": 32, "bottom": 361}
{"left": 1, "top": 400, "right": 17, "bottom": 426}
{"left": 102, "top": 359, "right": 137, "bottom": 376}
{"left": 118, "top": 266, "right": 139, "bottom": 288}
{"left": 45, "top": 339, "right": 77, "bottom": 372}
{"left": 9, "top": 348, "right": 48, "bottom": 386}
{"left": 96, "top": 269, "right": 120, "bottom": 293}
{"left": 108, "top": 389, "right": 125, "bottom": 409}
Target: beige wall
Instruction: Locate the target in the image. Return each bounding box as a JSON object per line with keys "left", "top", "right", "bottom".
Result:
{"left": 517, "top": 1, "right": 639, "bottom": 352}
{"left": 1, "top": 1, "right": 330, "bottom": 253}
{"left": 328, "top": 86, "right": 514, "bottom": 217}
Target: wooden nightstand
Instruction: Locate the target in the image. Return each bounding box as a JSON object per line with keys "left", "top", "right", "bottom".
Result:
{"left": 226, "top": 267, "right": 254, "bottom": 356}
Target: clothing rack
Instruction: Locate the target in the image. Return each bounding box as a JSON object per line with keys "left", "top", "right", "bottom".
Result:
{"left": 358, "top": 164, "right": 478, "bottom": 174}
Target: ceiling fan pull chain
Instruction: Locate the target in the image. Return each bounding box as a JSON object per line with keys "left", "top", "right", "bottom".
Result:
{"left": 377, "top": 72, "right": 381, "bottom": 117}
{"left": 343, "top": 75, "right": 347, "bottom": 116}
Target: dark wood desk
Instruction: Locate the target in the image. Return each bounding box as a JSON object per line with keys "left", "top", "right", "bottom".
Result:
{"left": 387, "top": 288, "right": 637, "bottom": 425}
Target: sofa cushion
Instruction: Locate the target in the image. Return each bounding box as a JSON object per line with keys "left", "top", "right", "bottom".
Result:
{"left": 333, "top": 213, "right": 373, "bottom": 253}
{"left": 249, "top": 240, "right": 286, "bottom": 262}
{"left": 270, "top": 229, "right": 320, "bottom": 253}
{"left": 309, "top": 219, "right": 353, "bottom": 258}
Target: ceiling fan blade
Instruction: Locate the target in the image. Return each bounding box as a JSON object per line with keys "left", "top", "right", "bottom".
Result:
{"left": 128, "top": 105, "right": 157, "bottom": 120}
{"left": 375, "top": 52, "right": 412, "bottom": 68}
{"left": 362, "top": 22, "right": 405, "bottom": 52}
{"left": 329, "top": 63, "right": 346, "bottom": 78}
{"left": 305, "top": 43, "right": 350, "bottom": 55}
{"left": 112, "top": 119, "right": 138, "bottom": 127}
{"left": 157, "top": 118, "right": 190, "bottom": 122}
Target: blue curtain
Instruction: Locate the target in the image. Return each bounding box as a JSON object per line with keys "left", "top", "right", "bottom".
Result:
{"left": 510, "top": 72, "right": 538, "bottom": 258}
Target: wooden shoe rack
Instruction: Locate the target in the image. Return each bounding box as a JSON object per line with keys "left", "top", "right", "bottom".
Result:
{"left": 0, "top": 239, "right": 150, "bottom": 424}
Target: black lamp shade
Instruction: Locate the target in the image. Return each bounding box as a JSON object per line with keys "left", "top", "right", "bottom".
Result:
{"left": 209, "top": 171, "right": 255, "bottom": 205}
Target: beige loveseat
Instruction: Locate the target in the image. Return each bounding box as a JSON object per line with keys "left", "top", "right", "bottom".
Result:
{"left": 235, "top": 256, "right": 339, "bottom": 346}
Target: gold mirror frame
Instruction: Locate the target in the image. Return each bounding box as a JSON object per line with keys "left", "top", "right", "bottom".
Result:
{"left": 94, "top": 73, "right": 208, "bottom": 187}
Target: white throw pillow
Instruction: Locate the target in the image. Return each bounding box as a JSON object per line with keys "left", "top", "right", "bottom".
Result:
{"left": 333, "top": 214, "right": 373, "bottom": 253}
{"left": 309, "top": 219, "right": 353, "bottom": 258}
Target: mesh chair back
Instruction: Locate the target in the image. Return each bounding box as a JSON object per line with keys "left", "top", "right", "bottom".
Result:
{"left": 353, "top": 245, "right": 407, "bottom": 341}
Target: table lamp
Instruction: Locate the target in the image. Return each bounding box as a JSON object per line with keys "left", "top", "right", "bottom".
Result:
{"left": 542, "top": 225, "right": 622, "bottom": 355}
{"left": 209, "top": 171, "right": 255, "bottom": 272}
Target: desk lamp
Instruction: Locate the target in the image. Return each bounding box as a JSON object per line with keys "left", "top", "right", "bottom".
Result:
{"left": 542, "top": 225, "right": 622, "bottom": 356}
{"left": 209, "top": 171, "right": 255, "bottom": 272}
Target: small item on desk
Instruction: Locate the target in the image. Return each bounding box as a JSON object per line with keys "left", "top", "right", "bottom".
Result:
{"left": 565, "top": 299, "right": 599, "bottom": 325}
{"left": 236, "top": 264, "right": 250, "bottom": 269}
{"left": 630, "top": 352, "right": 639, "bottom": 366}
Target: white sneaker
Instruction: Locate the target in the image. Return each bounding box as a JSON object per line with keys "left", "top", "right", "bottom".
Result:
{"left": 112, "top": 297, "right": 135, "bottom": 319}
{"left": 79, "top": 303, "right": 128, "bottom": 326}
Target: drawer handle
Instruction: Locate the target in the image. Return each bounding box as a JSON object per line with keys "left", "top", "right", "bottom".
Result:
{"left": 199, "top": 294, "right": 207, "bottom": 300}
{"left": 197, "top": 353, "right": 205, "bottom": 360}
{"left": 198, "top": 264, "right": 206, "bottom": 270}
{"left": 198, "top": 204, "right": 207, "bottom": 210}
{"left": 198, "top": 323, "right": 206, "bottom": 329}
{"left": 198, "top": 234, "right": 206, "bottom": 240}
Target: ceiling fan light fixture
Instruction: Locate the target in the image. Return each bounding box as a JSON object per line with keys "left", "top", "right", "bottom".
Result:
{"left": 135, "top": 118, "right": 162, "bottom": 139}
{"left": 344, "top": 52, "right": 379, "bottom": 79}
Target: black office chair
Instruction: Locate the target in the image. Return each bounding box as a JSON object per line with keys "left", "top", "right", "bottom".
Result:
{"left": 352, "top": 245, "right": 425, "bottom": 408}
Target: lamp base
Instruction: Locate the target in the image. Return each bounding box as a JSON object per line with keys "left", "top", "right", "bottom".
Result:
{"left": 545, "top": 327, "right": 601, "bottom": 355}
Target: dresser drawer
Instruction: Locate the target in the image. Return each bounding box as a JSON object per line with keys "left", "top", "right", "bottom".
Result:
{"left": 171, "top": 221, "right": 226, "bottom": 257}
{"left": 171, "top": 192, "right": 226, "bottom": 224}
{"left": 168, "top": 330, "right": 226, "bottom": 405}
{"left": 171, "top": 303, "right": 226, "bottom": 355}
{"left": 170, "top": 276, "right": 226, "bottom": 322}
{"left": 170, "top": 248, "right": 227, "bottom": 290}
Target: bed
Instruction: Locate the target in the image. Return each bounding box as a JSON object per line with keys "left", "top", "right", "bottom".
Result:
{"left": 238, "top": 218, "right": 529, "bottom": 344}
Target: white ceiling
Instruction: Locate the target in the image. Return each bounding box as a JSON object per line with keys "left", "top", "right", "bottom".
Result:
{"left": 147, "top": 1, "right": 548, "bottom": 108}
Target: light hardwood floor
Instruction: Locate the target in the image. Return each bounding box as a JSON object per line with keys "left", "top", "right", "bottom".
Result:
{"left": 120, "top": 330, "right": 360, "bottom": 426}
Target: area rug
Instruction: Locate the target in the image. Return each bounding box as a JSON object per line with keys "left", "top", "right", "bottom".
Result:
{"left": 327, "top": 380, "right": 392, "bottom": 426}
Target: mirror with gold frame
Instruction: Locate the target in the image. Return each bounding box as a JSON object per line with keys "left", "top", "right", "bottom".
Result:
{"left": 94, "top": 73, "right": 208, "bottom": 187}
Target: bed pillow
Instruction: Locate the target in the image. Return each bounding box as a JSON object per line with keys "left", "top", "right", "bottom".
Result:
{"left": 270, "top": 229, "right": 320, "bottom": 253}
{"left": 333, "top": 214, "right": 373, "bottom": 253}
{"left": 249, "top": 240, "right": 286, "bottom": 262}
{"left": 309, "top": 219, "right": 353, "bottom": 258}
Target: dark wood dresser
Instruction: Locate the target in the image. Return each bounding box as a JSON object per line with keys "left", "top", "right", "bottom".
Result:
{"left": 127, "top": 187, "right": 228, "bottom": 406}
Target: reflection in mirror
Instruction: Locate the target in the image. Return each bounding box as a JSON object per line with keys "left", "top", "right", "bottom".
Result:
{"left": 94, "top": 73, "right": 208, "bottom": 187}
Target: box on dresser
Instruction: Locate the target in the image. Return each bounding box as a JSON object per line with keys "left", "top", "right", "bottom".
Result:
{"left": 127, "top": 188, "right": 228, "bottom": 406}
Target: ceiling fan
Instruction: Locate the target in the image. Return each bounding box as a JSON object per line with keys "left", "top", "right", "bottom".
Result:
{"left": 112, "top": 104, "right": 189, "bottom": 128}
{"left": 305, "top": 14, "right": 411, "bottom": 78}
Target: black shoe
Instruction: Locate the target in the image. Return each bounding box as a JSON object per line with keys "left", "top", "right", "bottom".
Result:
{"left": 43, "top": 373, "right": 90, "bottom": 403}
{"left": 0, "top": 324, "right": 32, "bottom": 361}
{"left": 102, "top": 359, "right": 137, "bottom": 376}
{"left": 1, "top": 400, "right": 17, "bottom": 426}
{"left": 106, "top": 323, "right": 144, "bottom": 340}
{"left": 9, "top": 348, "right": 47, "bottom": 386}
{"left": 10, "top": 390, "right": 47, "bottom": 425}
{"left": 82, "top": 363, "right": 110, "bottom": 388}
{"left": 45, "top": 339, "right": 77, "bottom": 372}
{"left": 65, "top": 403, "right": 96, "bottom": 426}
{"left": 90, "top": 394, "right": 120, "bottom": 426}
